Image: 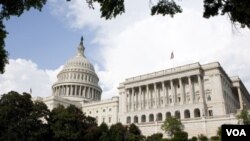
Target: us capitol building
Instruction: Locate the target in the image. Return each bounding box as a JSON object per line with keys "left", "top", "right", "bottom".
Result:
{"left": 35, "top": 38, "right": 250, "bottom": 137}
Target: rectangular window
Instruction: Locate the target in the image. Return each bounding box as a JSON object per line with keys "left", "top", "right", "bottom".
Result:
{"left": 209, "top": 110, "right": 213, "bottom": 116}
{"left": 178, "top": 97, "right": 181, "bottom": 102}
{"left": 109, "top": 117, "right": 111, "bottom": 123}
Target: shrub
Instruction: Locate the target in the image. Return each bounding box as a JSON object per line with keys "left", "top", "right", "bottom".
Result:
{"left": 198, "top": 134, "right": 208, "bottom": 141}
{"left": 189, "top": 136, "right": 197, "bottom": 141}
{"left": 172, "top": 131, "right": 188, "bottom": 141}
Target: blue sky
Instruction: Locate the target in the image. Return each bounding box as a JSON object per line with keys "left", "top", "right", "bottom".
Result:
{"left": 1, "top": 0, "right": 250, "bottom": 99}
{"left": 4, "top": 3, "right": 100, "bottom": 70}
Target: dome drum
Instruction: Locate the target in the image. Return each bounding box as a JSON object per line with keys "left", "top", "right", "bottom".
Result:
{"left": 52, "top": 84, "right": 101, "bottom": 102}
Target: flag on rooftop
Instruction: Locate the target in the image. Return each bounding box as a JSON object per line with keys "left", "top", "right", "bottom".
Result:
{"left": 170, "top": 51, "right": 174, "bottom": 60}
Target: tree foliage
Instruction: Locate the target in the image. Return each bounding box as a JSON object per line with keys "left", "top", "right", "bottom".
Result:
{"left": 216, "top": 127, "right": 221, "bottom": 139}
{"left": 48, "top": 104, "right": 97, "bottom": 141}
{"left": 203, "top": 0, "right": 250, "bottom": 28}
{"left": 189, "top": 136, "right": 198, "bottom": 141}
{"left": 145, "top": 133, "right": 163, "bottom": 141}
{"left": 0, "top": 91, "right": 104, "bottom": 141}
{"left": 0, "top": 91, "right": 50, "bottom": 141}
{"left": 237, "top": 106, "right": 250, "bottom": 125}
{"left": 83, "top": 0, "right": 250, "bottom": 29}
{"left": 172, "top": 131, "right": 188, "bottom": 141}
{"left": 161, "top": 116, "right": 184, "bottom": 137}
{"left": 197, "top": 134, "right": 208, "bottom": 141}
{"left": 151, "top": 0, "right": 182, "bottom": 17}
{"left": 128, "top": 123, "right": 141, "bottom": 135}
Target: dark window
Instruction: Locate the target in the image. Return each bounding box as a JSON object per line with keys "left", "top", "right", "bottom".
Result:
{"left": 209, "top": 110, "right": 213, "bottom": 116}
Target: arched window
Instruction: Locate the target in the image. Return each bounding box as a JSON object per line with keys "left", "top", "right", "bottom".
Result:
{"left": 175, "top": 111, "right": 181, "bottom": 119}
{"left": 194, "top": 108, "right": 201, "bottom": 117}
{"left": 127, "top": 116, "right": 131, "bottom": 124}
{"left": 134, "top": 116, "right": 138, "bottom": 123}
{"left": 156, "top": 113, "right": 162, "bottom": 121}
{"left": 141, "top": 115, "right": 146, "bottom": 122}
{"left": 184, "top": 109, "right": 190, "bottom": 118}
{"left": 149, "top": 114, "right": 154, "bottom": 122}
{"left": 166, "top": 112, "right": 171, "bottom": 119}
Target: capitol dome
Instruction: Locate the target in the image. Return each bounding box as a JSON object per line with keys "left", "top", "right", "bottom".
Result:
{"left": 52, "top": 37, "right": 102, "bottom": 102}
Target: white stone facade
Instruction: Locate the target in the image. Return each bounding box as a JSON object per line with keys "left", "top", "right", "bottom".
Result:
{"left": 118, "top": 62, "right": 250, "bottom": 137}
{"left": 81, "top": 96, "right": 119, "bottom": 126}
{"left": 35, "top": 38, "right": 250, "bottom": 138}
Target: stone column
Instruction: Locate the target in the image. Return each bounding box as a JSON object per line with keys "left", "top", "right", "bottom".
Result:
{"left": 154, "top": 83, "right": 157, "bottom": 107}
{"left": 89, "top": 87, "right": 92, "bottom": 98}
{"left": 55, "top": 87, "right": 57, "bottom": 96}
{"left": 149, "top": 85, "right": 152, "bottom": 108}
{"left": 59, "top": 86, "right": 61, "bottom": 96}
{"left": 65, "top": 86, "right": 68, "bottom": 96}
{"left": 62, "top": 86, "right": 64, "bottom": 95}
{"left": 166, "top": 83, "right": 169, "bottom": 105}
{"left": 57, "top": 87, "right": 60, "bottom": 96}
{"left": 198, "top": 75, "right": 204, "bottom": 102}
{"left": 70, "top": 85, "right": 73, "bottom": 96}
{"left": 179, "top": 78, "right": 184, "bottom": 104}
{"left": 94, "top": 90, "right": 97, "bottom": 100}
{"left": 54, "top": 87, "right": 57, "bottom": 96}
{"left": 63, "top": 86, "right": 65, "bottom": 95}
{"left": 135, "top": 89, "right": 138, "bottom": 110}
{"left": 128, "top": 89, "right": 131, "bottom": 111}
{"left": 132, "top": 88, "right": 134, "bottom": 111}
{"left": 142, "top": 88, "right": 145, "bottom": 109}
{"left": 74, "top": 85, "right": 76, "bottom": 96}
{"left": 198, "top": 75, "right": 208, "bottom": 116}
{"left": 82, "top": 86, "right": 85, "bottom": 97}
{"left": 170, "top": 80, "right": 175, "bottom": 105}
{"left": 88, "top": 87, "right": 91, "bottom": 98}
{"left": 59, "top": 87, "right": 61, "bottom": 96}
{"left": 85, "top": 87, "right": 88, "bottom": 98}
{"left": 61, "top": 86, "right": 64, "bottom": 96}
{"left": 139, "top": 86, "right": 142, "bottom": 110}
{"left": 73, "top": 85, "right": 76, "bottom": 96}
{"left": 188, "top": 76, "right": 194, "bottom": 103}
{"left": 90, "top": 88, "right": 93, "bottom": 99}
{"left": 146, "top": 85, "right": 149, "bottom": 109}
{"left": 75, "top": 86, "right": 78, "bottom": 96}
{"left": 79, "top": 85, "right": 82, "bottom": 96}
{"left": 62, "top": 86, "right": 65, "bottom": 96}
{"left": 162, "top": 82, "right": 166, "bottom": 107}
{"left": 237, "top": 87, "right": 244, "bottom": 110}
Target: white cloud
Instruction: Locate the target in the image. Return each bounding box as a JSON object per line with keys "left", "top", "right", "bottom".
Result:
{"left": 48, "top": 0, "right": 106, "bottom": 29}
{"left": 97, "top": 13, "right": 250, "bottom": 99}
{"left": 0, "top": 59, "right": 62, "bottom": 97}
{"left": 47, "top": 0, "right": 250, "bottom": 100}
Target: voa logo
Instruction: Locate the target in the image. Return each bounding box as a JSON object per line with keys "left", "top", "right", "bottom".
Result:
{"left": 226, "top": 129, "right": 246, "bottom": 136}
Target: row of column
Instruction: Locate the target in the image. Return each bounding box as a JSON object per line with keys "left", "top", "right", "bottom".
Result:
{"left": 125, "top": 75, "right": 205, "bottom": 111}
{"left": 53, "top": 85, "right": 101, "bottom": 100}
